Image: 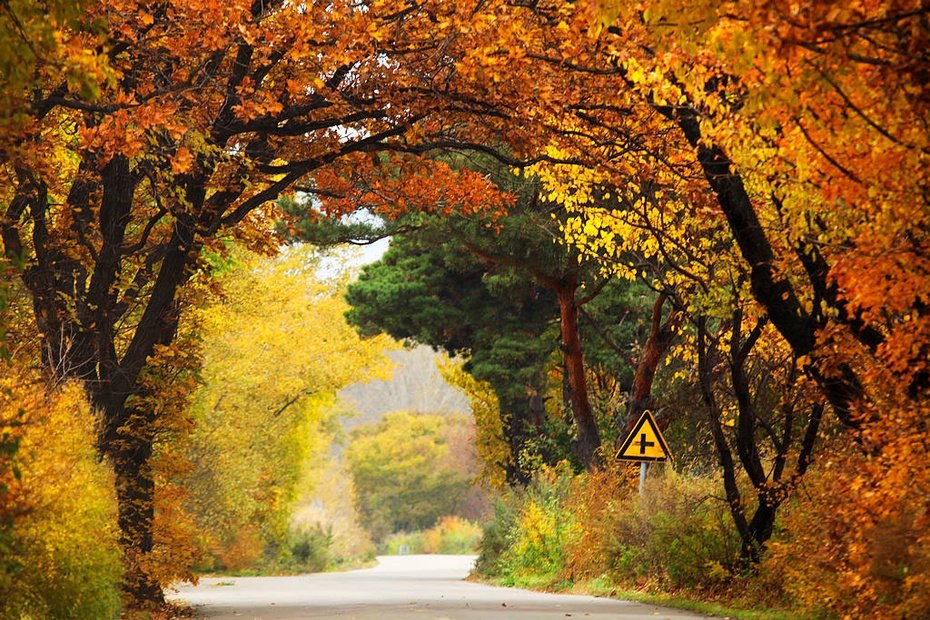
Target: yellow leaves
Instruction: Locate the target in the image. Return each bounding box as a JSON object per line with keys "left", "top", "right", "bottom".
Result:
{"left": 439, "top": 356, "right": 508, "bottom": 490}
{"left": 186, "top": 244, "right": 396, "bottom": 561}
{"left": 0, "top": 372, "right": 122, "bottom": 617}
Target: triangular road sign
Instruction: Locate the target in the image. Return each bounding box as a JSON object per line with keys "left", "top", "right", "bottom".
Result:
{"left": 616, "top": 410, "right": 672, "bottom": 462}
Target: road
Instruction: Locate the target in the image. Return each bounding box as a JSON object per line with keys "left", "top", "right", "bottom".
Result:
{"left": 167, "top": 554, "right": 709, "bottom": 619}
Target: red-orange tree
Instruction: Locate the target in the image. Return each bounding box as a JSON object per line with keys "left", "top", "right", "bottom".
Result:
{"left": 0, "top": 0, "right": 514, "bottom": 606}
{"left": 362, "top": 0, "right": 929, "bottom": 591}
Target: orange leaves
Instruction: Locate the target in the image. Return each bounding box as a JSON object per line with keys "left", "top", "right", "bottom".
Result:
{"left": 171, "top": 146, "right": 194, "bottom": 174}
{"left": 766, "top": 398, "right": 930, "bottom": 618}
{"left": 309, "top": 154, "right": 516, "bottom": 222}
{"left": 75, "top": 96, "right": 192, "bottom": 165}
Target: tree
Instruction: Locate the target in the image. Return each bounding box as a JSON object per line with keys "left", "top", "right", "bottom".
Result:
{"left": 0, "top": 0, "right": 511, "bottom": 604}
{"left": 5, "top": 0, "right": 924, "bottom": 608}
{"left": 185, "top": 245, "right": 393, "bottom": 570}
{"left": 344, "top": 165, "right": 655, "bottom": 474}
{"left": 394, "top": 0, "right": 927, "bottom": 570}
{"left": 438, "top": 358, "right": 511, "bottom": 491}
{"left": 343, "top": 410, "right": 477, "bottom": 541}
{"left": 346, "top": 228, "right": 557, "bottom": 483}
{"left": 0, "top": 0, "right": 92, "bottom": 131}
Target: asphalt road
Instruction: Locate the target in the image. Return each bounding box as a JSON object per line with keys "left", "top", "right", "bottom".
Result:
{"left": 168, "top": 554, "right": 710, "bottom": 619}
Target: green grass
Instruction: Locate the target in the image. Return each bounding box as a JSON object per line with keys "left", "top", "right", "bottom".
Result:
{"left": 475, "top": 574, "right": 803, "bottom": 620}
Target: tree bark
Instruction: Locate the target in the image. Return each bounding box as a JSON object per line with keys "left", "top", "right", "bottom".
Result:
{"left": 555, "top": 279, "right": 602, "bottom": 470}
{"left": 110, "top": 405, "right": 162, "bottom": 604}
{"left": 620, "top": 292, "right": 680, "bottom": 438}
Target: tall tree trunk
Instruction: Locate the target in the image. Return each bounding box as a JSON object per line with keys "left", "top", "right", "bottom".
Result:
{"left": 107, "top": 404, "right": 163, "bottom": 604}
{"left": 696, "top": 317, "right": 757, "bottom": 563}
{"left": 664, "top": 106, "right": 868, "bottom": 428}
{"left": 555, "top": 280, "right": 601, "bottom": 470}
{"left": 699, "top": 310, "right": 827, "bottom": 566}
{"left": 620, "top": 292, "right": 680, "bottom": 438}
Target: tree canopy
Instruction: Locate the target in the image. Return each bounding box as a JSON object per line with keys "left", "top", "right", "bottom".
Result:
{"left": 1, "top": 0, "right": 927, "bottom": 614}
{"left": 185, "top": 245, "right": 393, "bottom": 571}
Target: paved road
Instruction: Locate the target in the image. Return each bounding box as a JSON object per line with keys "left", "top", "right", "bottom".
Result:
{"left": 168, "top": 555, "right": 709, "bottom": 619}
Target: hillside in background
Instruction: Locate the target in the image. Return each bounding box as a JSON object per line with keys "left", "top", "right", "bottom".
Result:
{"left": 338, "top": 345, "right": 470, "bottom": 429}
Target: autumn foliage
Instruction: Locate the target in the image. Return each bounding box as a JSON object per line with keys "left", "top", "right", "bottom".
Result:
{"left": 0, "top": 350, "right": 122, "bottom": 617}
{"left": 0, "top": 0, "right": 927, "bottom": 616}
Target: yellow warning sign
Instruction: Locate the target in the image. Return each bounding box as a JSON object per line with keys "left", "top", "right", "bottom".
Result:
{"left": 616, "top": 410, "right": 672, "bottom": 462}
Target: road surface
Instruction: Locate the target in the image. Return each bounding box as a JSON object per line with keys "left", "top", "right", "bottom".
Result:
{"left": 168, "top": 554, "right": 709, "bottom": 619}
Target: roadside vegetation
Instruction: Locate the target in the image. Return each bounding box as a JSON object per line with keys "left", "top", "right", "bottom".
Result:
{"left": 2, "top": 1, "right": 927, "bottom": 618}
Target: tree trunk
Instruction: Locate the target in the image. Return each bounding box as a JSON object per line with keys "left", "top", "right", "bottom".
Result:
{"left": 107, "top": 405, "right": 163, "bottom": 605}
{"left": 664, "top": 106, "right": 868, "bottom": 428}
{"left": 620, "top": 292, "right": 680, "bottom": 438}
{"left": 696, "top": 317, "right": 757, "bottom": 563}
{"left": 555, "top": 280, "right": 601, "bottom": 470}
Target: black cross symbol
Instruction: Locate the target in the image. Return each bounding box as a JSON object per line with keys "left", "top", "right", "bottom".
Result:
{"left": 637, "top": 433, "right": 655, "bottom": 454}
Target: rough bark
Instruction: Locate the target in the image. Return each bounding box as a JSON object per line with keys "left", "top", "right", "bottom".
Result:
{"left": 620, "top": 292, "right": 680, "bottom": 438}
{"left": 2, "top": 153, "right": 197, "bottom": 606}
{"left": 555, "top": 279, "right": 602, "bottom": 470}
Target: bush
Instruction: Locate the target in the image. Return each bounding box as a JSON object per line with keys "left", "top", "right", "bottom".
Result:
{"left": 380, "top": 516, "right": 483, "bottom": 555}
{"left": 380, "top": 530, "right": 426, "bottom": 555}
{"left": 594, "top": 467, "right": 741, "bottom": 590}
{"left": 423, "top": 516, "right": 483, "bottom": 554}
{"left": 761, "top": 439, "right": 930, "bottom": 619}
{"left": 475, "top": 464, "right": 579, "bottom": 589}
{"left": 0, "top": 381, "right": 123, "bottom": 619}
{"left": 474, "top": 491, "right": 520, "bottom": 576}
{"left": 289, "top": 524, "right": 333, "bottom": 573}
{"left": 474, "top": 463, "right": 741, "bottom": 594}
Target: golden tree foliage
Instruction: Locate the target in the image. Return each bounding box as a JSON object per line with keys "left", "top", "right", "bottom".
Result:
{"left": 1, "top": 0, "right": 925, "bottom": 611}
{"left": 186, "top": 246, "right": 394, "bottom": 569}
{"left": 343, "top": 409, "right": 479, "bottom": 542}
{"left": 387, "top": 0, "right": 928, "bottom": 611}
{"left": 0, "top": 370, "right": 122, "bottom": 618}
{"left": 1, "top": 0, "right": 514, "bottom": 603}
{"left": 438, "top": 355, "right": 510, "bottom": 491}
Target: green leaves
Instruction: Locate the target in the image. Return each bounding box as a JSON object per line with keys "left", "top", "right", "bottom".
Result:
{"left": 344, "top": 411, "right": 477, "bottom": 542}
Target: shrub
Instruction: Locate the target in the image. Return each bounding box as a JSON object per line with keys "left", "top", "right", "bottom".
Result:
{"left": 474, "top": 491, "right": 520, "bottom": 577}
{"left": 423, "top": 516, "right": 483, "bottom": 554}
{"left": 761, "top": 438, "right": 930, "bottom": 619}
{"left": 475, "top": 464, "right": 579, "bottom": 589}
{"left": 597, "top": 468, "right": 741, "bottom": 590}
{"left": 0, "top": 381, "right": 123, "bottom": 619}
{"left": 380, "top": 530, "right": 426, "bottom": 555}
{"left": 475, "top": 463, "right": 741, "bottom": 594}
{"left": 289, "top": 524, "right": 333, "bottom": 573}
{"left": 380, "top": 516, "right": 483, "bottom": 555}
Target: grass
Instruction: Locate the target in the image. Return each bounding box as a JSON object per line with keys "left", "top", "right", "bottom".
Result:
{"left": 473, "top": 573, "right": 803, "bottom": 620}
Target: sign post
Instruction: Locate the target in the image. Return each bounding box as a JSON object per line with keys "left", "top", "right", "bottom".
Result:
{"left": 615, "top": 410, "right": 672, "bottom": 495}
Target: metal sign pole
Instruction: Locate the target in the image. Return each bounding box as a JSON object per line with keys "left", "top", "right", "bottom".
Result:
{"left": 638, "top": 462, "right": 648, "bottom": 495}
